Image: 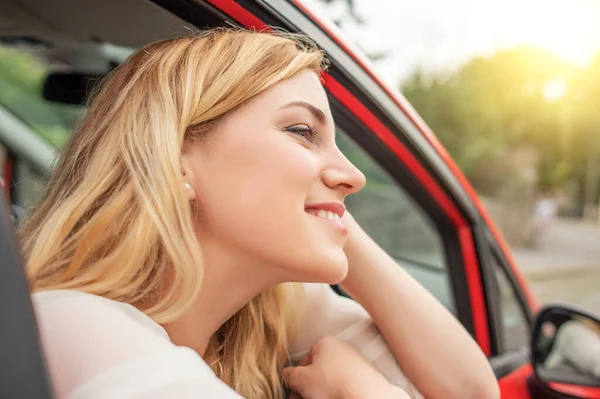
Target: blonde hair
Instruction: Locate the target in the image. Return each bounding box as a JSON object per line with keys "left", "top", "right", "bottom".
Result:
{"left": 20, "top": 28, "right": 327, "bottom": 399}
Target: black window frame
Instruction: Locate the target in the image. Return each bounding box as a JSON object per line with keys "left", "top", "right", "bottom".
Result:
{"left": 479, "top": 226, "right": 535, "bottom": 377}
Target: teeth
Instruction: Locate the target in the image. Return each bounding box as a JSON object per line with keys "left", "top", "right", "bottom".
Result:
{"left": 308, "top": 209, "right": 343, "bottom": 225}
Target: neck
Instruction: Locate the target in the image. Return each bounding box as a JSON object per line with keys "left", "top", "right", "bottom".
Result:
{"left": 161, "top": 238, "right": 279, "bottom": 356}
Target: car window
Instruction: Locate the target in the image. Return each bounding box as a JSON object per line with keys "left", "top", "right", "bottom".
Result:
{"left": 12, "top": 160, "right": 47, "bottom": 210}
{"left": 0, "top": 44, "right": 87, "bottom": 209}
{"left": 337, "top": 131, "right": 455, "bottom": 313}
{"left": 0, "top": 45, "right": 82, "bottom": 148}
{"left": 0, "top": 144, "right": 44, "bottom": 223}
{"left": 493, "top": 256, "right": 530, "bottom": 351}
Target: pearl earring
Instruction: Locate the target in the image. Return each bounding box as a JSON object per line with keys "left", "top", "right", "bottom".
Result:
{"left": 184, "top": 183, "right": 191, "bottom": 190}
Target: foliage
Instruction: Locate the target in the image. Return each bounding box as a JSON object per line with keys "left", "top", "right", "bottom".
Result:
{"left": 401, "top": 47, "right": 600, "bottom": 202}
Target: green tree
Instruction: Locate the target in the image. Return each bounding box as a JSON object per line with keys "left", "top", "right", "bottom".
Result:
{"left": 400, "top": 46, "right": 600, "bottom": 207}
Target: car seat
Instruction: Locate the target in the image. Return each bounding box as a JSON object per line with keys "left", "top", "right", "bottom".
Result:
{"left": 0, "top": 193, "right": 54, "bottom": 398}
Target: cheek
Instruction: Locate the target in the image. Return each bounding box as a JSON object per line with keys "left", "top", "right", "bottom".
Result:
{"left": 195, "top": 138, "right": 320, "bottom": 230}
{"left": 193, "top": 138, "right": 347, "bottom": 282}
{"left": 234, "top": 143, "right": 318, "bottom": 209}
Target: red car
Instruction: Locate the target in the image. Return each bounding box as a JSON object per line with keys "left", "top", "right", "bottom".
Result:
{"left": 0, "top": 0, "right": 599, "bottom": 398}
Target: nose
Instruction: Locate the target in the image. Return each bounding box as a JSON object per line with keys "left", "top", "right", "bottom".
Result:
{"left": 322, "top": 148, "right": 366, "bottom": 197}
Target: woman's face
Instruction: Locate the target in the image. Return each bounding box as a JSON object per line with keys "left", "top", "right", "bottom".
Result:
{"left": 182, "top": 70, "right": 365, "bottom": 284}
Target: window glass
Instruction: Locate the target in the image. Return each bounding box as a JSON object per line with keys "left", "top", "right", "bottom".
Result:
{"left": 338, "top": 131, "right": 455, "bottom": 312}
{"left": 494, "top": 258, "right": 529, "bottom": 351}
{"left": 0, "top": 45, "right": 82, "bottom": 148}
{"left": 13, "top": 161, "right": 47, "bottom": 209}
{"left": 0, "top": 44, "right": 87, "bottom": 210}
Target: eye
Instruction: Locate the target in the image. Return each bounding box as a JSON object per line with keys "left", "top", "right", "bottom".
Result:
{"left": 285, "top": 124, "right": 319, "bottom": 143}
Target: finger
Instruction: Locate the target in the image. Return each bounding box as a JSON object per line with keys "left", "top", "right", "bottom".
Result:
{"left": 299, "top": 348, "right": 313, "bottom": 367}
{"left": 282, "top": 366, "right": 311, "bottom": 398}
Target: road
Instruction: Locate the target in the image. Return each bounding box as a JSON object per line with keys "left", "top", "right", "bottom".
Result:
{"left": 512, "top": 218, "right": 600, "bottom": 314}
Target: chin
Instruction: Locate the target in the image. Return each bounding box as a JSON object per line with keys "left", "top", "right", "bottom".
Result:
{"left": 310, "top": 250, "right": 349, "bottom": 284}
{"left": 324, "top": 265, "right": 348, "bottom": 285}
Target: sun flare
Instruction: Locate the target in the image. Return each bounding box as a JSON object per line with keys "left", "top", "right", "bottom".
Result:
{"left": 509, "top": 1, "right": 599, "bottom": 66}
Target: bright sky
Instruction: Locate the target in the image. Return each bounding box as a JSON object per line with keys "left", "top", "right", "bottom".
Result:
{"left": 302, "top": 0, "right": 600, "bottom": 87}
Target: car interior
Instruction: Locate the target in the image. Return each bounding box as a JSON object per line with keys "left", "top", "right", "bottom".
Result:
{"left": 1, "top": 0, "right": 196, "bottom": 182}
{"left": 1, "top": 0, "right": 197, "bottom": 118}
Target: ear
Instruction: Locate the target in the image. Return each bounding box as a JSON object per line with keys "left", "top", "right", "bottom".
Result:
{"left": 181, "top": 143, "right": 198, "bottom": 201}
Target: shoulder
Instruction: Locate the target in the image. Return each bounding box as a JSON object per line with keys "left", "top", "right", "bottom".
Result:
{"left": 32, "top": 290, "right": 173, "bottom": 358}
{"left": 32, "top": 290, "right": 218, "bottom": 399}
{"left": 32, "top": 290, "right": 169, "bottom": 340}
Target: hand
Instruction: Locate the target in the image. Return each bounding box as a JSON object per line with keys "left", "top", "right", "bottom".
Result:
{"left": 341, "top": 210, "right": 361, "bottom": 240}
{"left": 283, "top": 336, "right": 409, "bottom": 399}
{"left": 339, "top": 210, "right": 374, "bottom": 294}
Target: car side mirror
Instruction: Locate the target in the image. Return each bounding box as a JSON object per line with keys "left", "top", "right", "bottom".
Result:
{"left": 531, "top": 304, "right": 600, "bottom": 397}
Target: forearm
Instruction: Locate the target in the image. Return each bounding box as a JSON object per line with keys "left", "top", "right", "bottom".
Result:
{"left": 340, "top": 219, "right": 499, "bottom": 399}
{"left": 350, "top": 384, "right": 411, "bottom": 399}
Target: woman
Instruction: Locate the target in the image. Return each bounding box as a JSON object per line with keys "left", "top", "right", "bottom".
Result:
{"left": 20, "top": 29, "right": 499, "bottom": 399}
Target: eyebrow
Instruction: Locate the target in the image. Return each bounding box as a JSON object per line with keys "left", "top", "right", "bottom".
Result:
{"left": 279, "top": 101, "right": 328, "bottom": 125}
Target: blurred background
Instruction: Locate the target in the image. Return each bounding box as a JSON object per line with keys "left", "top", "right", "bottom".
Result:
{"left": 307, "top": 0, "right": 600, "bottom": 312}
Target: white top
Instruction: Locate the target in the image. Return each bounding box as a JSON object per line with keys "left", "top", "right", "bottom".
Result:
{"left": 33, "top": 283, "right": 422, "bottom": 399}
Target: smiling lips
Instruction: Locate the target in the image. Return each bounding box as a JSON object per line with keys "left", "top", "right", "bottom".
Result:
{"left": 304, "top": 203, "right": 347, "bottom": 235}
